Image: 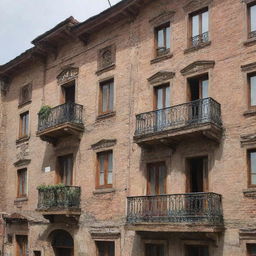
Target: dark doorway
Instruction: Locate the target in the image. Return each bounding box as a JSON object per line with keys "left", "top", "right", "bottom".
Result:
{"left": 56, "top": 154, "right": 73, "bottom": 186}
{"left": 187, "top": 157, "right": 208, "bottom": 193}
{"left": 16, "top": 235, "right": 28, "bottom": 256}
{"left": 51, "top": 230, "right": 74, "bottom": 256}
{"left": 188, "top": 75, "right": 208, "bottom": 101}
{"left": 62, "top": 83, "right": 75, "bottom": 103}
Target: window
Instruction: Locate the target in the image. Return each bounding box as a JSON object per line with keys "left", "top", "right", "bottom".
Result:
{"left": 155, "top": 23, "right": 170, "bottom": 57}
{"left": 249, "top": 74, "right": 256, "bottom": 107}
{"left": 96, "top": 151, "right": 113, "bottom": 188}
{"left": 17, "top": 169, "right": 27, "bottom": 198}
{"left": 99, "top": 79, "right": 114, "bottom": 115}
{"left": 190, "top": 9, "right": 209, "bottom": 47}
{"left": 16, "top": 235, "right": 28, "bottom": 256}
{"left": 19, "top": 84, "right": 32, "bottom": 106}
{"left": 248, "top": 150, "right": 256, "bottom": 186}
{"left": 154, "top": 84, "right": 171, "bottom": 110}
{"left": 248, "top": 3, "right": 256, "bottom": 39}
{"left": 145, "top": 243, "right": 165, "bottom": 256}
{"left": 247, "top": 243, "right": 256, "bottom": 256}
{"left": 185, "top": 245, "right": 209, "bottom": 256}
{"left": 19, "top": 112, "right": 29, "bottom": 138}
{"left": 96, "top": 241, "right": 115, "bottom": 256}
{"left": 188, "top": 75, "right": 209, "bottom": 101}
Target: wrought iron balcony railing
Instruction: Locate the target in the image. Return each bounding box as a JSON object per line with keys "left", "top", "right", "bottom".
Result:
{"left": 37, "top": 185, "right": 81, "bottom": 211}
{"left": 37, "top": 102, "right": 83, "bottom": 132}
{"left": 135, "top": 97, "right": 221, "bottom": 137}
{"left": 127, "top": 192, "right": 223, "bottom": 225}
{"left": 191, "top": 32, "right": 209, "bottom": 47}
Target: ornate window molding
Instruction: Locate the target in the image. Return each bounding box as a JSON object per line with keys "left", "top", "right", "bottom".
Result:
{"left": 91, "top": 139, "right": 117, "bottom": 151}
{"left": 14, "top": 159, "right": 31, "bottom": 168}
{"left": 148, "top": 71, "right": 175, "bottom": 85}
{"left": 149, "top": 11, "right": 175, "bottom": 27}
{"left": 183, "top": 0, "right": 212, "bottom": 13}
{"left": 97, "top": 45, "right": 116, "bottom": 75}
{"left": 90, "top": 227, "right": 120, "bottom": 240}
{"left": 241, "top": 133, "right": 256, "bottom": 147}
{"left": 241, "top": 62, "right": 256, "bottom": 72}
{"left": 57, "top": 67, "right": 79, "bottom": 84}
{"left": 180, "top": 60, "right": 215, "bottom": 76}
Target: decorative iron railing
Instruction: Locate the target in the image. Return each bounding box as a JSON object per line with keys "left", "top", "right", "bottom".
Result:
{"left": 38, "top": 102, "right": 83, "bottom": 132}
{"left": 249, "top": 30, "right": 256, "bottom": 39}
{"left": 191, "top": 32, "right": 209, "bottom": 47}
{"left": 127, "top": 192, "right": 223, "bottom": 224}
{"left": 37, "top": 186, "right": 81, "bottom": 210}
{"left": 135, "top": 97, "right": 221, "bottom": 137}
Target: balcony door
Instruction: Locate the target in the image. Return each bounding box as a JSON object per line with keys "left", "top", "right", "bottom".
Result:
{"left": 16, "top": 235, "right": 28, "bottom": 256}
{"left": 145, "top": 162, "right": 167, "bottom": 217}
{"left": 57, "top": 154, "right": 73, "bottom": 186}
{"left": 187, "top": 157, "right": 208, "bottom": 193}
{"left": 188, "top": 76, "right": 209, "bottom": 123}
{"left": 51, "top": 230, "right": 74, "bottom": 256}
{"left": 154, "top": 84, "right": 170, "bottom": 131}
{"left": 62, "top": 82, "right": 75, "bottom": 104}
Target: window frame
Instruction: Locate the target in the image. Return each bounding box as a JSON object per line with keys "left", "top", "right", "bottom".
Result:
{"left": 248, "top": 73, "right": 256, "bottom": 108}
{"left": 96, "top": 150, "right": 113, "bottom": 189}
{"left": 144, "top": 240, "right": 167, "bottom": 256}
{"left": 17, "top": 168, "right": 27, "bottom": 198}
{"left": 19, "top": 84, "right": 32, "bottom": 107}
{"left": 155, "top": 22, "right": 171, "bottom": 57}
{"left": 248, "top": 149, "right": 256, "bottom": 187}
{"left": 247, "top": 243, "right": 256, "bottom": 256}
{"left": 19, "top": 111, "right": 29, "bottom": 139}
{"left": 96, "top": 240, "right": 115, "bottom": 256}
{"left": 56, "top": 154, "right": 74, "bottom": 186}
{"left": 189, "top": 7, "right": 209, "bottom": 47}
{"left": 153, "top": 83, "right": 171, "bottom": 110}
{"left": 248, "top": 2, "right": 256, "bottom": 39}
{"left": 99, "top": 79, "right": 114, "bottom": 115}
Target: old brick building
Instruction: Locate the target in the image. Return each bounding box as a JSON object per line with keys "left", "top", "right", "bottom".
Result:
{"left": 1, "top": 0, "right": 256, "bottom": 255}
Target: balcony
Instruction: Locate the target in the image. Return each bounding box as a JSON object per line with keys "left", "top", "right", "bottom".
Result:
{"left": 37, "top": 185, "right": 81, "bottom": 221}
{"left": 127, "top": 192, "right": 223, "bottom": 232}
{"left": 134, "top": 98, "right": 222, "bottom": 146}
{"left": 37, "top": 102, "right": 84, "bottom": 144}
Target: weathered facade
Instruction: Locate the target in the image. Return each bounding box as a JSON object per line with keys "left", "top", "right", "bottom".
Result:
{"left": 1, "top": 0, "right": 256, "bottom": 255}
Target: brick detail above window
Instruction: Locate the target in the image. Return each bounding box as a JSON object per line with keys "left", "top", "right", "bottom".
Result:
{"left": 180, "top": 60, "right": 215, "bottom": 76}
{"left": 147, "top": 71, "right": 175, "bottom": 85}
{"left": 57, "top": 67, "right": 79, "bottom": 84}
{"left": 149, "top": 10, "right": 175, "bottom": 26}
{"left": 183, "top": 0, "right": 212, "bottom": 13}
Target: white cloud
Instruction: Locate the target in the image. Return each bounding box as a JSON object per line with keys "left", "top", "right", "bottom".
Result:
{"left": 0, "top": 0, "right": 121, "bottom": 64}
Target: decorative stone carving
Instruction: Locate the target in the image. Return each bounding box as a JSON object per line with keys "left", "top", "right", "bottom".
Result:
{"left": 240, "top": 133, "right": 256, "bottom": 146}
{"left": 91, "top": 139, "right": 117, "bottom": 150}
{"left": 240, "top": 228, "right": 256, "bottom": 239}
{"left": 148, "top": 71, "right": 175, "bottom": 84}
{"left": 16, "top": 143, "right": 29, "bottom": 161}
{"left": 98, "top": 45, "right": 116, "bottom": 70}
{"left": 241, "top": 62, "right": 256, "bottom": 72}
{"left": 183, "top": 0, "right": 212, "bottom": 13}
{"left": 180, "top": 60, "right": 215, "bottom": 76}
{"left": 57, "top": 67, "right": 79, "bottom": 84}
{"left": 14, "top": 159, "right": 31, "bottom": 168}
{"left": 149, "top": 11, "right": 175, "bottom": 26}
{"left": 90, "top": 227, "right": 120, "bottom": 239}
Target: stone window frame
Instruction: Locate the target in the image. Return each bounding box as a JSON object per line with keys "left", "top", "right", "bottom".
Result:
{"left": 247, "top": 148, "right": 256, "bottom": 188}
{"left": 96, "top": 44, "right": 116, "bottom": 75}
{"left": 17, "top": 168, "right": 28, "bottom": 199}
{"left": 19, "top": 83, "right": 32, "bottom": 107}
{"left": 183, "top": 0, "right": 213, "bottom": 54}
{"left": 241, "top": 62, "right": 256, "bottom": 116}
{"left": 149, "top": 11, "right": 175, "bottom": 64}
{"left": 142, "top": 239, "right": 168, "bottom": 256}
{"left": 182, "top": 240, "right": 211, "bottom": 256}
{"left": 243, "top": 0, "right": 256, "bottom": 46}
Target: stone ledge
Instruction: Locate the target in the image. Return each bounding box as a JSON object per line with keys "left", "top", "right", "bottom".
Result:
{"left": 96, "top": 111, "right": 116, "bottom": 121}
{"left": 243, "top": 188, "right": 256, "bottom": 198}
{"left": 150, "top": 53, "right": 173, "bottom": 64}
{"left": 243, "top": 37, "right": 256, "bottom": 47}
{"left": 93, "top": 188, "right": 116, "bottom": 195}
{"left": 184, "top": 41, "right": 211, "bottom": 54}
{"left": 95, "top": 64, "right": 116, "bottom": 76}
{"left": 14, "top": 197, "right": 28, "bottom": 203}
{"left": 18, "top": 100, "right": 32, "bottom": 109}
{"left": 243, "top": 109, "right": 256, "bottom": 117}
{"left": 16, "top": 136, "right": 30, "bottom": 145}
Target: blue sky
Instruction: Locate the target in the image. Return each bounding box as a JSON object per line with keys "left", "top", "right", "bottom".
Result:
{"left": 0, "top": 0, "right": 122, "bottom": 65}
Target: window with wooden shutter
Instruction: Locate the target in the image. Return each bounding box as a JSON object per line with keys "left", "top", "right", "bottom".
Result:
{"left": 19, "top": 112, "right": 29, "bottom": 138}
{"left": 17, "top": 168, "right": 27, "bottom": 198}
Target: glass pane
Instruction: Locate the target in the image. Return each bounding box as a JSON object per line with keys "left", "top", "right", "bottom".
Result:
{"left": 149, "top": 170, "right": 156, "bottom": 195}
{"left": 157, "top": 29, "right": 164, "bottom": 48}
{"left": 252, "top": 174, "right": 256, "bottom": 185}
{"left": 248, "top": 244, "right": 256, "bottom": 254}
{"left": 23, "top": 171, "right": 27, "bottom": 195}
{"left": 99, "top": 155, "right": 105, "bottom": 185}
{"left": 250, "top": 76, "right": 256, "bottom": 106}
{"left": 108, "top": 242, "right": 115, "bottom": 256}
{"left": 202, "top": 11, "right": 209, "bottom": 33}
{"left": 107, "top": 152, "right": 113, "bottom": 184}
{"left": 102, "top": 85, "right": 108, "bottom": 112}
{"left": 66, "top": 157, "right": 73, "bottom": 186}
{"left": 109, "top": 83, "right": 114, "bottom": 111}
{"left": 251, "top": 5, "right": 256, "bottom": 32}
{"left": 202, "top": 79, "right": 209, "bottom": 98}
{"left": 157, "top": 88, "right": 163, "bottom": 109}
{"left": 165, "top": 86, "right": 171, "bottom": 108}
{"left": 192, "top": 14, "right": 199, "bottom": 36}
{"left": 166, "top": 26, "right": 171, "bottom": 49}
